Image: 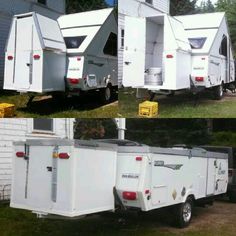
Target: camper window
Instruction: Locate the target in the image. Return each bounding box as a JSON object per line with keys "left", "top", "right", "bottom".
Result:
{"left": 38, "top": 0, "right": 47, "bottom": 5}
{"left": 103, "top": 33, "right": 117, "bottom": 56}
{"left": 64, "top": 36, "right": 87, "bottom": 49}
{"left": 33, "top": 119, "right": 53, "bottom": 132}
{"left": 189, "top": 37, "right": 207, "bottom": 49}
{"left": 219, "top": 35, "right": 227, "bottom": 57}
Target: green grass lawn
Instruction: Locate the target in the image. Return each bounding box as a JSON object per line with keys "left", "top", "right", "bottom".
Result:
{"left": 119, "top": 88, "right": 236, "bottom": 118}
{"left": 0, "top": 91, "right": 118, "bottom": 118}
{"left": 0, "top": 201, "right": 236, "bottom": 236}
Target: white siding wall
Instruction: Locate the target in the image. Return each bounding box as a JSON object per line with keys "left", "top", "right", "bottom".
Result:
{"left": 0, "top": 118, "right": 74, "bottom": 201}
{"left": 118, "top": 0, "right": 170, "bottom": 86}
{"left": 0, "top": 0, "right": 65, "bottom": 87}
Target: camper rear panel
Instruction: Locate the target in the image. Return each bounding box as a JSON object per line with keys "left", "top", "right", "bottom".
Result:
{"left": 4, "top": 13, "right": 66, "bottom": 93}
{"left": 11, "top": 140, "right": 117, "bottom": 218}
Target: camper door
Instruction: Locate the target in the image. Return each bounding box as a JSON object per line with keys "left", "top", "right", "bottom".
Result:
{"left": 14, "top": 17, "right": 34, "bottom": 89}
{"left": 123, "top": 16, "right": 145, "bottom": 87}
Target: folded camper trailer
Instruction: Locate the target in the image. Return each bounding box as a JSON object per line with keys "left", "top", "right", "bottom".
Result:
{"left": 4, "top": 12, "right": 66, "bottom": 93}
{"left": 11, "top": 139, "right": 117, "bottom": 218}
{"left": 122, "top": 14, "right": 192, "bottom": 92}
{"left": 176, "top": 12, "right": 235, "bottom": 99}
{"left": 58, "top": 8, "right": 118, "bottom": 102}
{"left": 122, "top": 12, "right": 235, "bottom": 100}
{"left": 11, "top": 139, "right": 229, "bottom": 228}
{"left": 116, "top": 146, "right": 228, "bottom": 227}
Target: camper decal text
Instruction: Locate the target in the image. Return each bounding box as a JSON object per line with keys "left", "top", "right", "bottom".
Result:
{"left": 154, "top": 161, "right": 183, "bottom": 170}
{"left": 122, "top": 174, "right": 139, "bottom": 179}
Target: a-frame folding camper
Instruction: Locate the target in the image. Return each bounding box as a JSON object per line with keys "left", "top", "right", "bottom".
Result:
{"left": 58, "top": 8, "right": 118, "bottom": 102}
{"left": 176, "top": 12, "right": 235, "bottom": 99}
{"left": 4, "top": 12, "right": 66, "bottom": 93}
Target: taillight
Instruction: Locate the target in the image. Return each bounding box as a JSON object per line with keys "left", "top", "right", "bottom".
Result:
{"left": 136, "top": 156, "right": 142, "bottom": 161}
{"left": 229, "top": 169, "right": 233, "bottom": 177}
{"left": 166, "top": 54, "right": 173, "bottom": 59}
{"left": 145, "top": 190, "right": 150, "bottom": 195}
{"left": 68, "top": 78, "right": 80, "bottom": 85}
{"left": 16, "top": 152, "right": 25, "bottom": 158}
{"left": 33, "top": 55, "right": 40, "bottom": 60}
{"left": 122, "top": 191, "right": 137, "bottom": 200}
{"left": 8, "top": 56, "right": 13, "bottom": 60}
{"left": 195, "top": 77, "right": 204, "bottom": 82}
{"left": 58, "top": 153, "right": 70, "bottom": 159}
{"left": 77, "top": 57, "right": 81, "bottom": 61}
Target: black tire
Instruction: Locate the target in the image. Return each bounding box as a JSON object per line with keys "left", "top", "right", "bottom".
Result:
{"left": 175, "top": 197, "right": 193, "bottom": 228}
{"left": 100, "top": 84, "right": 112, "bottom": 103}
{"left": 213, "top": 83, "right": 224, "bottom": 100}
{"left": 229, "top": 191, "right": 236, "bottom": 203}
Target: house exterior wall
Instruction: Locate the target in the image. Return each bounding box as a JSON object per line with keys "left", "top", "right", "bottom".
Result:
{"left": 0, "top": 118, "right": 74, "bottom": 201}
{"left": 118, "top": 0, "right": 170, "bottom": 87}
{"left": 0, "top": 0, "right": 66, "bottom": 88}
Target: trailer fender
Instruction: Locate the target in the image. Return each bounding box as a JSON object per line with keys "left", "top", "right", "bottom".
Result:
{"left": 182, "top": 189, "right": 195, "bottom": 203}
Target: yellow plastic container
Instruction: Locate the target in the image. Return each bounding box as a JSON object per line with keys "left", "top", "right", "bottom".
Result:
{"left": 139, "top": 101, "right": 158, "bottom": 118}
{"left": 0, "top": 103, "right": 15, "bottom": 118}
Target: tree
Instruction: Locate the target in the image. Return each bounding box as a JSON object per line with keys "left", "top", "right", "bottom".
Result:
{"left": 170, "top": 0, "right": 197, "bottom": 15}
{"left": 197, "top": 0, "right": 215, "bottom": 13}
{"left": 66, "top": 0, "right": 108, "bottom": 14}
{"left": 74, "top": 119, "right": 117, "bottom": 140}
{"left": 216, "top": 0, "right": 236, "bottom": 56}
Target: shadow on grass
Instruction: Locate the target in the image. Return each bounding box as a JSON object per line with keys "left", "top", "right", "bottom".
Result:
{"left": 18, "top": 92, "right": 118, "bottom": 116}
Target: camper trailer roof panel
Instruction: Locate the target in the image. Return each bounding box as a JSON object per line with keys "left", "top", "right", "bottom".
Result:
{"left": 14, "top": 12, "right": 66, "bottom": 52}
{"left": 118, "top": 146, "right": 228, "bottom": 159}
{"left": 61, "top": 26, "right": 100, "bottom": 53}
{"left": 58, "top": 8, "right": 113, "bottom": 29}
{"left": 175, "top": 12, "right": 225, "bottom": 30}
{"left": 36, "top": 13, "right": 66, "bottom": 51}
{"left": 187, "top": 28, "right": 218, "bottom": 53}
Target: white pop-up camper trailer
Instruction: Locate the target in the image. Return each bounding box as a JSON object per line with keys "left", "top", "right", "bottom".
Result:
{"left": 58, "top": 8, "right": 118, "bottom": 102}
{"left": 115, "top": 145, "right": 228, "bottom": 227}
{"left": 11, "top": 139, "right": 117, "bottom": 218}
{"left": 4, "top": 12, "right": 66, "bottom": 94}
{"left": 122, "top": 12, "right": 235, "bottom": 100}
{"left": 176, "top": 12, "right": 235, "bottom": 99}
{"left": 10, "top": 138, "right": 228, "bottom": 228}
{"left": 122, "top": 14, "right": 192, "bottom": 93}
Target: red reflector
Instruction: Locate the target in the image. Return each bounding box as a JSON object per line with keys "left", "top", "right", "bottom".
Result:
{"left": 33, "top": 55, "right": 40, "bottom": 60}
{"left": 69, "top": 78, "right": 79, "bottom": 85}
{"left": 136, "top": 156, "right": 142, "bottom": 161}
{"left": 229, "top": 170, "right": 233, "bottom": 177}
{"left": 145, "top": 190, "right": 150, "bottom": 195}
{"left": 58, "top": 153, "right": 70, "bottom": 159}
{"left": 8, "top": 56, "right": 13, "bottom": 60}
{"left": 122, "top": 191, "right": 137, "bottom": 200}
{"left": 16, "top": 152, "right": 25, "bottom": 158}
{"left": 77, "top": 57, "right": 81, "bottom": 61}
{"left": 195, "top": 77, "right": 204, "bottom": 82}
{"left": 166, "top": 54, "right": 173, "bottom": 59}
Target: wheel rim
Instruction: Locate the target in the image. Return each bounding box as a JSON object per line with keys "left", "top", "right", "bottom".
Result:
{"left": 105, "top": 87, "right": 111, "bottom": 101}
{"left": 183, "top": 202, "right": 192, "bottom": 223}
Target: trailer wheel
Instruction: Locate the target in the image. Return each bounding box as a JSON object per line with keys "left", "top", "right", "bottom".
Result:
{"left": 229, "top": 191, "right": 236, "bottom": 203}
{"left": 100, "top": 84, "right": 112, "bottom": 103}
{"left": 175, "top": 197, "right": 193, "bottom": 228}
{"left": 213, "top": 83, "right": 224, "bottom": 100}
